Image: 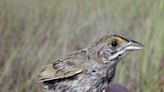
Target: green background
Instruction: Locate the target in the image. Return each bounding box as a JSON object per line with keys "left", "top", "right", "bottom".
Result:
{"left": 0, "top": 0, "right": 164, "bottom": 92}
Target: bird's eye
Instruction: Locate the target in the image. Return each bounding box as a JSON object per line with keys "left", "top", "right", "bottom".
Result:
{"left": 111, "top": 40, "right": 118, "bottom": 47}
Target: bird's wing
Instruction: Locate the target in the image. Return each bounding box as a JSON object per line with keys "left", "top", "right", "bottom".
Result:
{"left": 38, "top": 57, "right": 84, "bottom": 82}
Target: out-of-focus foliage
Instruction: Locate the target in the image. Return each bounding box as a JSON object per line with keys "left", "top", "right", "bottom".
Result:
{"left": 0, "top": 0, "right": 164, "bottom": 92}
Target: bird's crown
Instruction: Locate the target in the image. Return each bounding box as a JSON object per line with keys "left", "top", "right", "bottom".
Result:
{"left": 92, "top": 34, "right": 130, "bottom": 48}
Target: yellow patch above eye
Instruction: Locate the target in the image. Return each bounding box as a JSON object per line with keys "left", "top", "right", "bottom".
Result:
{"left": 115, "top": 37, "right": 128, "bottom": 43}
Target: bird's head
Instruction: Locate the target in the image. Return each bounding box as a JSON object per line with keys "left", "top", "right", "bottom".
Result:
{"left": 89, "top": 34, "right": 144, "bottom": 63}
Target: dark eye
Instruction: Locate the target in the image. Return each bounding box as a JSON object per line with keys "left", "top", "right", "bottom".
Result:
{"left": 111, "top": 40, "right": 118, "bottom": 47}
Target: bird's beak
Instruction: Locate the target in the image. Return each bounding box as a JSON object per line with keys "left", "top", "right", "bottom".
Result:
{"left": 125, "top": 40, "right": 144, "bottom": 51}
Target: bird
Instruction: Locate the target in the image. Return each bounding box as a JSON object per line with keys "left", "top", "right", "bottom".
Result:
{"left": 37, "top": 34, "right": 143, "bottom": 92}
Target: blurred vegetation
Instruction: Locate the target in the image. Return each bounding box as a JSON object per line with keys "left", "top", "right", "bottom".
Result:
{"left": 0, "top": 0, "right": 164, "bottom": 92}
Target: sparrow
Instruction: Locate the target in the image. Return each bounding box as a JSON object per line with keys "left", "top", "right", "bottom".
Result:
{"left": 37, "top": 34, "right": 143, "bottom": 92}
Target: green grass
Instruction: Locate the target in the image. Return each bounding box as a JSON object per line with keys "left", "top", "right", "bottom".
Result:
{"left": 0, "top": 0, "right": 164, "bottom": 92}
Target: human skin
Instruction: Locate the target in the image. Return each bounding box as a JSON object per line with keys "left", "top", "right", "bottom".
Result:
{"left": 106, "top": 84, "right": 129, "bottom": 92}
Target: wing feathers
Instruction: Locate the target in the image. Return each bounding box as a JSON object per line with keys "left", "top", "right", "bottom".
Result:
{"left": 38, "top": 58, "right": 84, "bottom": 82}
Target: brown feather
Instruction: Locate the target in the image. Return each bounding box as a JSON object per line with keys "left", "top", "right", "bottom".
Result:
{"left": 38, "top": 57, "right": 84, "bottom": 82}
